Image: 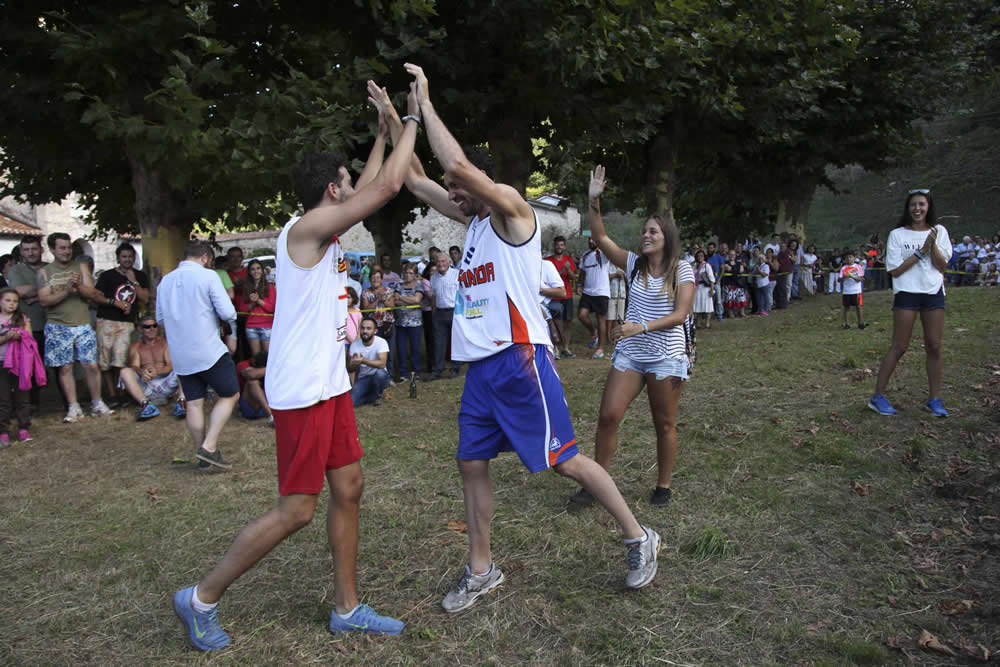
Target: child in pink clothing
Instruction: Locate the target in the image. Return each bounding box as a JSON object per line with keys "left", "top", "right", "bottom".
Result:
{"left": 0, "top": 288, "right": 33, "bottom": 446}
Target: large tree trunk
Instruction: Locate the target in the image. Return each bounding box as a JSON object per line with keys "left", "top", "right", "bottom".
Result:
{"left": 486, "top": 114, "right": 533, "bottom": 196}
{"left": 129, "top": 156, "right": 190, "bottom": 292}
{"left": 645, "top": 114, "right": 680, "bottom": 218}
{"left": 775, "top": 171, "right": 821, "bottom": 243}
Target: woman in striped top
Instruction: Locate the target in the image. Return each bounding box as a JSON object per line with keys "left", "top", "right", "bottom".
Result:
{"left": 569, "top": 166, "right": 695, "bottom": 508}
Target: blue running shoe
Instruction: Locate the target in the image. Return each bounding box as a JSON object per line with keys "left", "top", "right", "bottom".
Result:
{"left": 173, "top": 586, "right": 231, "bottom": 651}
{"left": 172, "top": 400, "right": 186, "bottom": 419}
{"left": 138, "top": 402, "right": 160, "bottom": 421}
{"left": 328, "top": 603, "right": 404, "bottom": 636}
{"left": 868, "top": 394, "right": 897, "bottom": 416}
{"left": 924, "top": 398, "right": 949, "bottom": 418}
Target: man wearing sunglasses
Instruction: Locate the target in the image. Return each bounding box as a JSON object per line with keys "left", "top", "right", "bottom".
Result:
{"left": 117, "top": 314, "right": 182, "bottom": 420}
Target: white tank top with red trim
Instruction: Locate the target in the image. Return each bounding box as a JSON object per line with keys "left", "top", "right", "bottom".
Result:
{"left": 265, "top": 216, "right": 351, "bottom": 409}
{"left": 451, "top": 212, "right": 552, "bottom": 362}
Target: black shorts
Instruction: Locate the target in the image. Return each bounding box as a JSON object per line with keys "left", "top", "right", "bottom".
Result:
{"left": 578, "top": 293, "right": 609, "bottom": 317}
{"left": 893, "top": 288, "right": 945, "bottom": 311}
{"left": 178, "top": 353, "right": 240, "bottom": 401}
{"left": 553, "top": 297, "right": 574, "bottom": 321}
{"left": 842, "top": 293, "right": 862, "bottom": 307}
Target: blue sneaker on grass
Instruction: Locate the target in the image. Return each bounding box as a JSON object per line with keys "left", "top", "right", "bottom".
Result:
{"left": 328, "top": 603, "right": 404, "bottom": 636}
{"left": 868, "top": 394, "right": 897, "bottom": 416}
{"left": 138, "top": 401, "right": 160, "bottom": 421}
{"left": 173, "top": 586, "right": 231, "bottom": 651}
{"left": 924, "top": 398, "right": 949, "bottom": 418}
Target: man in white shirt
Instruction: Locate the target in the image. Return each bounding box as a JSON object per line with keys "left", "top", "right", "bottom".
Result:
{"left": 577, "top": 237, "right": 611, "bottom": 359}
{"left": 763, "top": 234, "right": 781, "bottom": 257}
{"left": 540, "top": 256, "right": 566, "bottom": 347}
{"left": 428, "top": 252, "right": 461, "bottom": 379}
{"left": 172, "top": 84, "right": 421, "bottom": 651}
{"left": 348, "top": 318, "right": 390, "bottom": 405}
{"left": 156, "top": 240, "right": 239, "bottom": 471}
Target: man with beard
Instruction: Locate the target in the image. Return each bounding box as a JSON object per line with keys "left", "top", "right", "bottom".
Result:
{"left": 95, "top": 242, "right": 150, "bottom": 405}
{"left": 348, "top": 317, "right": 390, "bottom": 406}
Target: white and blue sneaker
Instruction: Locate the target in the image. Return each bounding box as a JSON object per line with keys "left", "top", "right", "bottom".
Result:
{"left": 173, "top": 586, "right": 231, "bottom": 651}
{"left": 868, "top": 394, "right": 897, "bottom": 416}
{"left": 172, "top": 400, "right": 186, "bottom": 419}
{"left": 138, "top": 401, "right": 160, "bottom": 421}
{"left": 924, "top": 398, "right": 949, "bottom": 418}
{"left": 328, "top": 603, "right": 404, "bottom": 635}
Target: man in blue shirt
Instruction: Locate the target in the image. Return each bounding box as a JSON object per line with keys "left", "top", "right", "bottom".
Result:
{"left": 707, "top": 242, "right": 726, "bottom": 321}
{"left": 157, "top": 240, "right": 239, "bottom": 471}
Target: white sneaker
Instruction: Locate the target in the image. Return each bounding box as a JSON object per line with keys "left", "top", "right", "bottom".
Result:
{"left": 90, "top": 400, "right": 115, "bottom": 417}
{"left": 63, "top": 404, "right": 85, "bottom": 423}
{"left": 625, "top": 526, "right": 661, "bottom": 589}
{"left": 442, "top": 563, "right": 504, "bottom": 613}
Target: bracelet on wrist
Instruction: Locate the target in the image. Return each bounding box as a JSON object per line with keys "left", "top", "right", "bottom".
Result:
{"left": 401, "top": 115, "right": 422, "bottom": 125}
{"left": 641, "top": 321, "right": 649, "bottom": 334}
{"left": 913, "top": 250, "right": 924, "bottom": 261}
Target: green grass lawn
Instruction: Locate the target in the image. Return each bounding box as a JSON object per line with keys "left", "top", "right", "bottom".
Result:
{"left": 1, "top": 287, "right": 997, "bottom": 665}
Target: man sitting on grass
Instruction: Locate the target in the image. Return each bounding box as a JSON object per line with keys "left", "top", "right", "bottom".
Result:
{"left": 118, "top": 314, "right": 183, "bottom": 421}
{"left": 236, "top": 351, "right": 272, "bottom": 425}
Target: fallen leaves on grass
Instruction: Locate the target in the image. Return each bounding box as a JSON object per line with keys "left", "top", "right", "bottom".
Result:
{"left": 146, "top": 487, "right": 161, "bottom": 504}
{"left": 415, "top": 443, "right": 428, "bottom": 449}
{"left": 446, "top": 519, "right": 467, "bottom": 533}
{"left": 851, "top": 481, "right": 871, "bottom": 496}
{"left": 797, "top": 423, "right": 820, "bottom": 436}
{"left": 945, "top": 455, "right": 974, "bottom": 478}
{"left": 938, "top": 599, "right": 975, "bottom": 615}
{"left": 958, "top": 640, "right": 991, "bottom": 662}
{"left": 918, "top": 630, "right": 956, "bottom": 656}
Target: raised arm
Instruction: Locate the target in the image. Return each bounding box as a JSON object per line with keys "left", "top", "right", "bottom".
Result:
{"left": 587, "top": 165, "right": 629, "bottom": 269}
{"left": 289, "top": 86, "right": 421, "bottom": 247}
{"left": 367, "top": 80, "right": 466, "bottom": 223}
{"left": 404, "top": 64, "right": 534, "bottom": 240}
{"left": 354, "top": 113, "right": 389, "bottom": 191}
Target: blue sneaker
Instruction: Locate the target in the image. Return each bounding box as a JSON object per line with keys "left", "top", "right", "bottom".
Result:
{"left": 172, "top": 400, "right": 186, "bottom": 419}
{"left": 924, "top": 398, "right": 949, "bottom": 418}
{"left": 328, "top": 603, "right": 404, "bottom": 636}
{"left": 173, "top": 586, "right": 231, "bottom": 651}
{"left": 868, "top": 394, "right": 897, "bottom": 416}
{"left": 137, "top": 402, "right": 160, "bottom": 421}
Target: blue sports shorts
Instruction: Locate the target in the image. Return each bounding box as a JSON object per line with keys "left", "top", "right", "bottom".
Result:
{"left": 892, "top": 288, "right": 945, "bottom": 311}
{"left": 458, "top": 344, "right": 578, "bottom": 473}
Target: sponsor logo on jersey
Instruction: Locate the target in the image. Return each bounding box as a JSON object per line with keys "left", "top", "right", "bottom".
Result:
{"left": 458, "top": 262, "right": 495, "bottom": 288}
{"left": 337, "top": 257, "right": 348, "bottom": 273}
{"left": 462, "top": 297, "right": 489, "bottom": 319}
{"left": 548, "top": 435, "right": 562, "bottom": 453}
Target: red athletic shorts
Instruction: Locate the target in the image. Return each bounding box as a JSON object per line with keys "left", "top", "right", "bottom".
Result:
{"left": 273, "top": 393, "right": 363, "bottom": 496}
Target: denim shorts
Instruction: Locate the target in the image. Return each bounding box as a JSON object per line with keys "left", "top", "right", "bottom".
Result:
{"left": 893, "top": 288, "right": 945, "bottom": 311}
{"left": 245, "top": 326, "right": 272, "bottom": 341}
{"left": 611, "top": 348, "right": 688, "bottom": 381}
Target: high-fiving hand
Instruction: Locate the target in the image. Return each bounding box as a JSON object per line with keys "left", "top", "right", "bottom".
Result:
{"left": 403, "top": 63, "right": 430, "bottom": 108}
{"left": 589, "top": 165, "right": 607, "bottom": 201}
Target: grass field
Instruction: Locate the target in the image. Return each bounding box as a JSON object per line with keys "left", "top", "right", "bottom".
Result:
{"left": 2, "top": 287, "right": 998, "bottom": 665}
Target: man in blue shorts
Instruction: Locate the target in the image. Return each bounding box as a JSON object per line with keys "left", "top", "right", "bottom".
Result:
{"left": 371, "top": 69, "right": 660, "bottom": 614}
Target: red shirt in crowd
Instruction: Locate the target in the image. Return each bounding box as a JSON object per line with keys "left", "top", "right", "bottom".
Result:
{"left": 545, "top": 254, "right": 577, "bottom": 299}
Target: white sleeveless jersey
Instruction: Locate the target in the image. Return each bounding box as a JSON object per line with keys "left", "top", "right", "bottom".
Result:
{"left": 452, "top": 212, "right": 552, "bottom": 361}
{"left": 265, "top": 217, "right": 351, "bottom": 409}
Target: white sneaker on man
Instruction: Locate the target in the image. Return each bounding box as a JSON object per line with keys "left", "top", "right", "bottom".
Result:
{"left": 442, "top": 563, "right": 504, "bottom": 613}
{"left": 63, "top": 403, "right": 85, "bottom": 423}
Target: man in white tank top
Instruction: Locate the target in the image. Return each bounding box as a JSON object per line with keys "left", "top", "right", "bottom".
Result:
{"left": 371, "top": 67, "right": 660, "bottom": 614}
{"left": 172, "top": 84, "right": 422, "bottom": 651}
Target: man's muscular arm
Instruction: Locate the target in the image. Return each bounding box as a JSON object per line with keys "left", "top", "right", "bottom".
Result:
{"left": 404, "top": 64, "right": 534, "bottom": 243}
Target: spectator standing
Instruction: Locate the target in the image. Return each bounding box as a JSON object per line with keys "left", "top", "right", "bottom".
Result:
{"left": 394, "top": 263, "right": 424, "bottom": 380}
{"left": 753, "top": 249, "right": 772, "bottom": 315}
{"left": 212, "top": 257, "right": 236, "bottom": 299}
{"left": 8, "top": 237, "right": 52, "bottom": 413}
{"left": 449, "top": 245, "right": 462, "bottom": 268}
{"left": 800, "top": 245, "right": 818, "bottom": 295}
{"left": 839, "top": 252, "right": 866, "bottom": 329}
{"left": 359, "top": 257, "right": 371, "bottom": 290}
{"left": 157, "top": 240, "right": 239, "bottom": 471}
{"left": 345, "top": 287, "right": 362, "bottom": 343}
{"left": 226, "top": 247, "right": 249, "bottom": 359}
{"left": 706, "top": 242, "right": 725, "bottom": 321}
{"left": 540, "top": 254, "right": 568, "bottom": 347}
{"left": 37, "top": 233, "right": 114, "bottom": 422}
{"left": 607, "top": 259, "right": 626, "bottom": 325}
{"left": 235, "top": 259, "right": 276, "bottom": 357}
{"left": 349, "top": 318, "right": 390, "bottom": 406}
{"left": 379, "top": 253, "right": 401, "bottom": 292}
{"left": 788, "top": 238, "right": 803, "bottom": 301}
{"left": 0, "top": 255, "right": 14, "bottom": 289}
{"left": 545, "top": 236, "right": 578, "bottom": 358}
{"left": 429, "top": 252, "right": 461, "bottom": 379}
{"left": 764, "top": 234, "right": 780, "bottom": 257}
{"left": 775, "top": 241, "right": 794, "bottom": 309}
{"left": 118, "top": 314, "right": 183, "bottom": 421}
{"left": 870, "top": 189, "right": 953, "bottom": 417}
{"left": 692, "top": 249, "right": 715, "bottom": 329}
{"left": 578, "top": 237, "right": 611, "bottom": 358}
{"left": 94, "top": 242, "right": 150, "bottom": 406}
{"left": 721, "top": 249, "right": 749, "bottom": 317}
{"left": 0, "top": 288, "right": 34, "bottom": 444}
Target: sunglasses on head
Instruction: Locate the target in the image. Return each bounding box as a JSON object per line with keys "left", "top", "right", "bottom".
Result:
{"left": 140, "top": 323, "right": 157, "bottom": 329}
{"left": 908, "top": 188, "right": 930, "bottom": 195}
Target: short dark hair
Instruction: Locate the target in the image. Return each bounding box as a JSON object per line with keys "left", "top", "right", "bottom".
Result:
{"left": 252, "top": 351, "right": 268, "bottom": 368}
{"left": 553, "top": 236, "right": 566, "bottom": 245}
{"left": 449, "top": 245, "right": 461, "bottom": 254}
{"left": 20, "top": 236, "right": 41, "bottom": 248}
{"left": 116, "top": 242, "right": 136, "bottom": 258}
{"left": 139, "top": 313, "right": 157, "bottom": 324}
{"left": 291, "top": 152, "right": 348, "bottom": 211}
{"left": 463, "top": 145, "right": 495, "bottom": 179}
{"left": 213, "top": 256, "right": 228, "bottom": 269}
{"left": 184, "top": 240, "right": 214, "bottom": 260}
{"left": 361, "top": 315, "right": 378, "bottom": 328}
{"left": 226, "top": 246, "right": 243, "bottom": 256}
{"left": 47, "top": 232, "right": 71, "bottom": 250}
